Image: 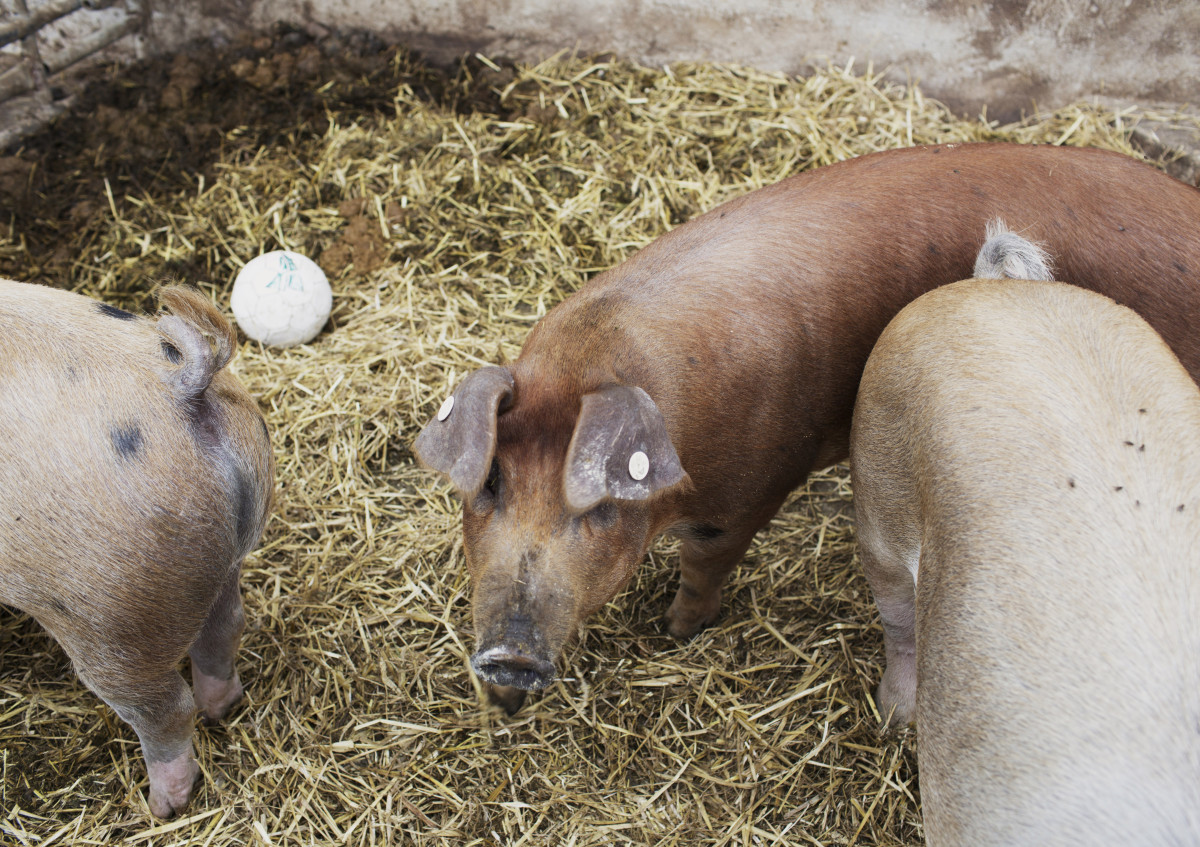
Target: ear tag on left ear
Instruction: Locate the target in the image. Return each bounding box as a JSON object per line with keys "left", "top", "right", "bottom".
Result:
{"left": 628, "top": 451, "right": 650, "bottom": 481}
{"left": 437, "top": 395, "right": 455, "bottom": 421}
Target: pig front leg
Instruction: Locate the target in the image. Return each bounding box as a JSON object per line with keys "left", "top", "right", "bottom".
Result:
{"left": 73, "top": 661, "right": 200, "bottom": 818}
{"left": 665, "top": 528, "right": 761, "bottom": 639}
{"left": 189, "top": 564, "right": 246, "bottom": 723}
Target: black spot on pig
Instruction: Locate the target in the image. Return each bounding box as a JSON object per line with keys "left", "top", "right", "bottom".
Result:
{"left": 232, "top": 469, "right": 259, "bottom": 554}
{"left": 1174, "top": 261, "right": 1188, "bottom": 275}
{"left": 98, "top": 303, "right": 136, "bottom": 321}
{"left": 49, "top": 597, "right": 72, "bottom": 618}
{"left": 161, "top": 340, "right": 183, "bottom": 363}
{"left": 111, "top": 423, "right": 144, "bottom": 459}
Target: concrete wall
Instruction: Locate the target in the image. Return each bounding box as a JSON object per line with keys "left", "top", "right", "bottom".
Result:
{"left": 145, "top": 0, "right": 1200, "bottom": 123}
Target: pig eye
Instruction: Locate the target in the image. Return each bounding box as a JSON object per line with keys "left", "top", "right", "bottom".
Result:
{"left": 483, "top": 458, "right": 501, "bottom": 496}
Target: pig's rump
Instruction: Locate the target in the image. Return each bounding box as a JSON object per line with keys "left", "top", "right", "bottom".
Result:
{"left": 0, "top": 281, "right": 240, "bottom": 632}
{"left": 0, "top": 279, "right": 273, "bottom": 818}
{"left": 853, "top": 279, "right": 1200, "bottom": 844}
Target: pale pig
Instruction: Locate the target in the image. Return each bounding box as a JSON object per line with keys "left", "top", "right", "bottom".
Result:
{"left": 850, "top": 232, "right": 1200, "bottom": 844}
{"left": 0, "top": 283, "right": 274, "bottom": 817}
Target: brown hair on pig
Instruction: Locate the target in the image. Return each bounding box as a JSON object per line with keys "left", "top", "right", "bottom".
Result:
{"left": 415, "top": 142, "right": 1200, "bottom": 714}
{"left": 849, "top": 233, "right": 1200, "bottom": 843}
{"left": 0, "top": 281, "right": 274, "bottom": 818}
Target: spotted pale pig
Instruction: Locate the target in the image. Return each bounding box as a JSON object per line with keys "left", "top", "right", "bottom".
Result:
{"left": 0, "top": 282, "right": 274, "bottom": 817}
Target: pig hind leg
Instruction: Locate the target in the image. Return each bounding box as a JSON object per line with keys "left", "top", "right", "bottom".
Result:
{"left": 856, "top": 515, "right": 919, "bottom": 726}
{"left": 69, "top": 654, "right": 200, "bottom": 818}
{"left": 189, "top": 563, "right": 246, "bottom": 723}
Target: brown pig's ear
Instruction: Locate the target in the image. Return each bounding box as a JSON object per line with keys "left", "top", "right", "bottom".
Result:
{"left": 563, "top": 384, "right": 687, "bottom": 512}
{"left": 413, "top": 367, "right": 514, "bottom": 496}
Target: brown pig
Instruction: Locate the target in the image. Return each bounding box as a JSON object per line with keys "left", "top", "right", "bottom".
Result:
{"left": 414, "top": 142, "right": 1200, "bottom": 714}
{"left": 0, "top": 282, "right": 274, "bottom": 817}
{"left": 849, "top": 232, "right": 1200, "bottom": 844}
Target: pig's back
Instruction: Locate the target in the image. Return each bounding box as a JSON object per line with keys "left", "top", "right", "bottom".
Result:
{"left": 865, "top": 279, "right": 1200, "bottom": 845}
{"left": 524, "top": 143, "right": 1200, "bottom": 477}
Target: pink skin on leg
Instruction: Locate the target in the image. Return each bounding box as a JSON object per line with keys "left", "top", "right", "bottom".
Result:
{"left": 146, "top": 750, "right": 201, "bottom": 819}
{"left": 189, "top": 565, "right": 246, "bottom": 725}
{"left": 192, "top": 667, "right": 244, "bottom": 724}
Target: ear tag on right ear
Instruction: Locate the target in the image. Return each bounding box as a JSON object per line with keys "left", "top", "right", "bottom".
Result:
{"left": 628, "top": 451, "right": 650, "bottom": 481}
{"left": 437, "top": 395, "right": 455, "bottom": 421}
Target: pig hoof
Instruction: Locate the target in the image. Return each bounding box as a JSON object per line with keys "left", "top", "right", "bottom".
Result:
{"left": 875, "top": 671, "right": 917, "bottom": 728}
{"left": 193, "top": 669, "right": 244, "bottom": 724}
{"left": 146, "top": 753, "right": 200, "bottom": 819}
{"left": 487, "top": 683, "right": 528, "bottom": 716}
{"left": 665, "top": 597, "right": 720, "bottom": 639}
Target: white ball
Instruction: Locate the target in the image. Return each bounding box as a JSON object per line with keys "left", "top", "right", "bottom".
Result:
{"left": 230, "top": 251, "right": 332, "bottom": 347}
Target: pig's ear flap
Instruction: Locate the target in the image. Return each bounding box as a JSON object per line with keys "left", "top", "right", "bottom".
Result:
{"left": 563, "top": 384, "right": 687, "bottom": 512}
{"left": 413, "top": 366, "right": 514, "bottom": 496}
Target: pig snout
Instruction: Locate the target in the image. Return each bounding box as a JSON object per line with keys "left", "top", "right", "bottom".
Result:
{"left": 470, "top": 642, "right": 557, "bottom": 691}
{"left": 471, "top": 590, "right": 561, "bottom": 692}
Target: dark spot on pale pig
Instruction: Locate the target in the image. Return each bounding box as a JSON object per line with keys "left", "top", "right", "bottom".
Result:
{"left": 97, "top": 303, "right": 136, "bottom": 321}
{"left": 161, "top": 340, "right": 182, "bottom": 363}
{"left": 1174, "top": 261, "right": 1188, "bottom": 275}
{"left": 111, "top": 423, "right": 144, "bottom": 460}
{"left": 232, "top": 469, "right": 258, "bottom": 554}
{"left": 1068, "top": 478, "right": 1076, "bottom": 488}
{"left": 1178, "top": 504, "right": 1186, "bottom": 512}
{"left": 1115, "top": 485, "right": 1124, "bottom": 492}
{"left": 187, "top": 399, "right": 223, "bottom": 451}
{"left": 49, "top": 597, "right": 72, "bottom": 617}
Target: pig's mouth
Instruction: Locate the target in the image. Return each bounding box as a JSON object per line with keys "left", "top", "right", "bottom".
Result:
{"left": 470, "top": 646, "right": 556, "bottom": 691}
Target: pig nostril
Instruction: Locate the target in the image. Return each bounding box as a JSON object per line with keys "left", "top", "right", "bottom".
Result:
{"left": 470, "top": 648, "right": 556, "bottom": 691}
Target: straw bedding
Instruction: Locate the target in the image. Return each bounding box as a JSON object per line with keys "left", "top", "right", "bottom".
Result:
{"left": 0, "top": 26, "right": 1184, "bottom": 846}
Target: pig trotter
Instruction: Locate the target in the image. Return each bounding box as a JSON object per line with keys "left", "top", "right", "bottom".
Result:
{"left": 192, "top": 668, "right": 244, "bottom": 724}
{"left": 665, "top": 583, "right": 723, "bottom": 639}
{"left": 666, "top": 533, "right": 761, "bottom": 638}
{"left": 146, "top": 750, "right": 201, "bottom": 819}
